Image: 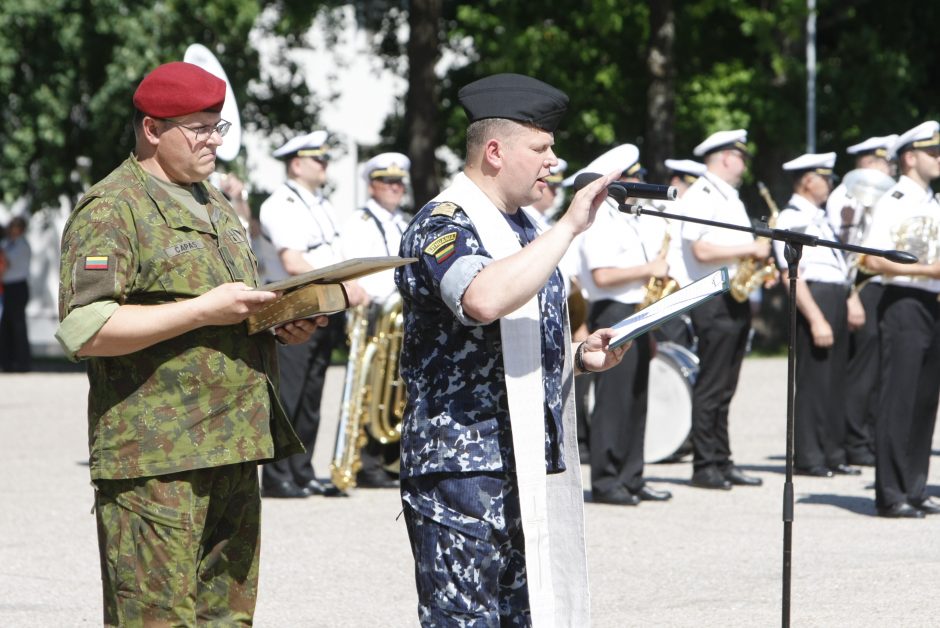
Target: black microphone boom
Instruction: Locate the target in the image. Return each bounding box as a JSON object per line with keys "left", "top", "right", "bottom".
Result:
{"left": 571, "top": 171, "right": 677, "bottom": 202}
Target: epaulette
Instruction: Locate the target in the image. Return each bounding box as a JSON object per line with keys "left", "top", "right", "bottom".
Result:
{"left": 431, "top": 201, "right": 459, "bottom": 217}
{"left": 892, "top": 190, "right": 904, "bottom": 199}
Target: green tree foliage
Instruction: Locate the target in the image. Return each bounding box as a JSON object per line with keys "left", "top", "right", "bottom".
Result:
{"left": 0, "top": 0, "right": 325, "bottom": 209}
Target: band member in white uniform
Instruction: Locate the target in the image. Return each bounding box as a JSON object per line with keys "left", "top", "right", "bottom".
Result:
{"left": 825, "top": 135, "right": 897, "bottom": 466}
{"left": 773, "top": 152, "right": 864, "bottom": 477}
{"left": 679, "top": 129, "right": 769, "bottom": 491}
{"left": 861, "top": 121, "right": 940, "bottom": 518}
{"left": 258, "top": 130, "right": 367, "bottom": 498}
{"left": 577, "top": 144, "right": 675, "bottom": 505}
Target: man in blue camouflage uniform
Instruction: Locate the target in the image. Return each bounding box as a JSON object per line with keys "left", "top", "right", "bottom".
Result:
{"left": 56, "top": 62, "right": 322, "bottom": 625}
{"left": 395, "top": 73, "right": 628, "bottom": 626}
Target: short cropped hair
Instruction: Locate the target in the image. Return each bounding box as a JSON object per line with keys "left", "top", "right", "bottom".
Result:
{"left": 466, "top": 118, "right": 525, "bottom": 161}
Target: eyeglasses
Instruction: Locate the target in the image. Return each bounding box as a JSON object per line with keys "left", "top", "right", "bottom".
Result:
{"left": 158, "top": 118, "right": 232, "bottom": 142}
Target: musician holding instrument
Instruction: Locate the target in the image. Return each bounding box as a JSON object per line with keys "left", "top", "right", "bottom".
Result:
{"left": 679, "top": 129, "right": 768, "bottom": 490}
{"left": 772, "top": 152, "right": 864, "bottom": 478}
{"left": 258, "top": 131, "right": 368, "bottom": 499}
{"left": 395, "top": 73, "right": 626, "bottom": 625}
{"left": 860, "top": 122, "right": 940, "bottom": 519}
{"left": 577, "top": 144, "right": 675, "bottom": 505}
{"left": 825, "top": 135, "right": 897, "bottom": 467}
{"left": 334, "top": 152, "right": 412, "bottom": 489}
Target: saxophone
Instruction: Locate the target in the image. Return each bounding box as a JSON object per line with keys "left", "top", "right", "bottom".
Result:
{"left": 637, "top": 226, "right": 680, "bottom": 311}
{"left": 729, "top": 181, "right": 779, "bottom": 303}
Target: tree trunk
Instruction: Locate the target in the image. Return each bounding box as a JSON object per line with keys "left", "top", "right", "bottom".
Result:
{"left": 646, "top": 0, "right": 675, "bottom": 185}
{"left": 405, "top": 0, "right": 442, "bottom": 209}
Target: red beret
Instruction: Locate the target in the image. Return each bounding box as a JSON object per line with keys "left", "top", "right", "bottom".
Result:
{"left": 133, "top": 61, "right": 225, "bottom": 118}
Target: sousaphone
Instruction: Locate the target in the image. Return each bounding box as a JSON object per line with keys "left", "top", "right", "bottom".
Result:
{"left": 183, "top": 43, "right": 242, "bottom": 162}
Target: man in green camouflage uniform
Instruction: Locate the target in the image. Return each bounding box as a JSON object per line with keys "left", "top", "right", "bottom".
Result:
{"left": 56, "top": 61, "right": 322, "bottom": 626}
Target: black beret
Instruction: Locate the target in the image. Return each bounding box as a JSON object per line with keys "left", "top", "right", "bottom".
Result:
{"left": 458, "top": 73, "right": 569, "bottom": 133}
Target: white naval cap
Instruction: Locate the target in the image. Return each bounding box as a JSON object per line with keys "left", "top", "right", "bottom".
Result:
{"left": 847, "top": 134, "right": 898, "bottom": 158}
{"left": 272, "top": 130, "right": 330, "bottom": 159}
{"left": 782, "top": 152, "right": 836, "bottom": 175}
{"left": 562, "top": 144, "right": 641, "bottom": 187}
{"left": 664, "top": 158, "right": 707, "bottom": 178}
{"left": 693, "top": 129, "right": 750, "bottom": 157}
{"left": 892, "top": 121, "right": 940, "bottom": 155}
{"left": 544, "top": 157, "right": 568, "bottom": 185}
{"left": 363, "top": 151, "right": 411, "bottom": 182}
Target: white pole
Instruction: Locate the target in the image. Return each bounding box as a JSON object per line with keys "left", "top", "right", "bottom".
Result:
{"left": 806, "top": 0, "right": 817, "bottom": 153}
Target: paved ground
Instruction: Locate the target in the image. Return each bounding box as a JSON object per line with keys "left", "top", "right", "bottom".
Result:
{"left": 2, "top": 357, "right": 940, "bottom": 627}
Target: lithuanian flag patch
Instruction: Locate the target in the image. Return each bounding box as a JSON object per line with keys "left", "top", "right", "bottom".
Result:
{"left": 84, "top": 256, "right": 109, "bottom": 270}
{"left": 424, "top": 232, "right": 457, "bottom": 263}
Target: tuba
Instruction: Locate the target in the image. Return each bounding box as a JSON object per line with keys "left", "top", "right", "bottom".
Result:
{"left": 361, "top": 294, "right": 406, "bottom": 445}
{"left": 729, "top": 182, "right": 779, "bottom": 302}
{"left": 329, "top": 295, "right": 406, "bottom": 491}
{"left": 637, "top": 226, "right": 680, "bottom": 311}
{"left": 329, "top": 305, "right": 371, "bottom": 492}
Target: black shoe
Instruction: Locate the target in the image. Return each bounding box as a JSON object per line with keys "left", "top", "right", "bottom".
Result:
{"left": 262, "top": 481, "right": 312, "bottom": 498}
{"left": 877, "top": 502, "right": 925, "bottom": 519}
{"left": 723, "top": 466, "right": 763, "bottom": 486}
{"left": 690, "top": 467, "right": 732, "bottom": 491}
{"left": 794, "top": 466, "right": 833, "bottom": 478}
{"left": 356, "top": 469, "right": 400, "bottom": 489}
{"left": 830, "top": 463, "right": 862, "bottom": 476}
{"left": 635, "top": 485, "right": 672, "bottom": 501}
{"left": 911, "top": 497, "right": 940, "bottom": 515}
{"left": 847, "top": 452, "right": 876, "bottom": 467}
{"left": 302, "top": 478, "right": 345, "bottom": 497}
{"left": 592, "top": 486, "right": 640, "bottom": 506}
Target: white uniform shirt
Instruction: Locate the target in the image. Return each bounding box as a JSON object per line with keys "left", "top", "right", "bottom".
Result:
{"left": 258, "top": 181, "right": 343, "bottom": 282}
{"left": 824, "top": 182, "right": 864, "bottom": 245}
{"left": 579, "top": 199, "right": 671, "bottom": 304}
{"left": 338, "top": 198, "right": 409, "bottom": 302}
{"left": 862, "top": 175, "right": 940, "bottom": 293}
{"left": 773, "top": 194, "right": 849, "bottom": 284}
{"left": 678, "top": 172, "right": 754, "bottom": 283}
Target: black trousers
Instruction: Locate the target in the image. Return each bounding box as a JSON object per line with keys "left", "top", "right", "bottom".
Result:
{"left": 588, "top": 300, "right": 651, "bottom": 494}
{"left": 262, "top": 313, "right": 344, "bottom": 488}
{"left": 793, "top": 282, "right": 850, "bottom": 469}
{"left": 843, "top": 281, "right": 884, "bottom": 460}
{"left": 689, "top": 292, "right": 750, "bottom": 472}
{"left": 0, "top": 280, "right": 31, "bottom": 372}
{"left": 874, "top": 286, "right": 940, "bottom": 509}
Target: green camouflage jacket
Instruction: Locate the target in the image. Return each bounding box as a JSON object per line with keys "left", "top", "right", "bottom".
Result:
{"left": 58, "top": 155, "right": 303, "bottom": 480}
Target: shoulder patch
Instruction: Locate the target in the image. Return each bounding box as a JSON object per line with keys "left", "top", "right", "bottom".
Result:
{"left": 286, "top": 196, "right": 295, "bottom": 203}
{"left": 360, "top": 212, "right": 371, "bottom": 220}
{"left": 424, "top": 232, "right": 458, "bottom": 263}
{"left": 892, "top": 190, "right": 904, "bottom": 199}
{"left": 431, "top": 201, "right": 459, "bottom": 217}
{"left": 702, "top": 186, "right": 712, "bottom": 194}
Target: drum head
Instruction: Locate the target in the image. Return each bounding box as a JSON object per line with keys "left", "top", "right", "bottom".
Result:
{"left": 645, "top": 345, "right": 694, "bottom": 463}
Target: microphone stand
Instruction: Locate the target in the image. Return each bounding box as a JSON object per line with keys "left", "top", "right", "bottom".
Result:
{"left": 617, "top": 200, "right": 916, "bottom": 628}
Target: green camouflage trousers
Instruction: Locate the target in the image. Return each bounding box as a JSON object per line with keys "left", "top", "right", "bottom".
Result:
{"left": 94, "top": 462, "right": 261, "bottom": 626}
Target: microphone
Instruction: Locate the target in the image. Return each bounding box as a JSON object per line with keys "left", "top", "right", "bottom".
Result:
{"left": 572, "top": 172, "right": 677, "bottom": 202}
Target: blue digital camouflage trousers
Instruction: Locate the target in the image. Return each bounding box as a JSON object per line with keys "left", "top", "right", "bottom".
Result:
{"left": 94, "top": 461, "right": 261, "bottom": 627}
{"left": 401, "top": 472, "right": 531, "bottom": 627}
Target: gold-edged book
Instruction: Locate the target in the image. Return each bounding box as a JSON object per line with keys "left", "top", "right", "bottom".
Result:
{"left": 246, "top": 256, "right": 417, "bottom": 335}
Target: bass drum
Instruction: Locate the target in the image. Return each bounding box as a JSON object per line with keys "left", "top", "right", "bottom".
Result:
{"left": 644, "top": 341, "right": 698, "bottom": 463}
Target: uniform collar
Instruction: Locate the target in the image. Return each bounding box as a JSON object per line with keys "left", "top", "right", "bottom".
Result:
{"left": 127, "top": 154, "right": 219, "bottom": 235}
{"left": 786, "top": 193, "right": 824, "bottom": 214}
{"left": 703, "top": 171, "right": 739, "bottom": 200}
{"left": 897, "top": 174, "right": 937, "bottom": 202}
